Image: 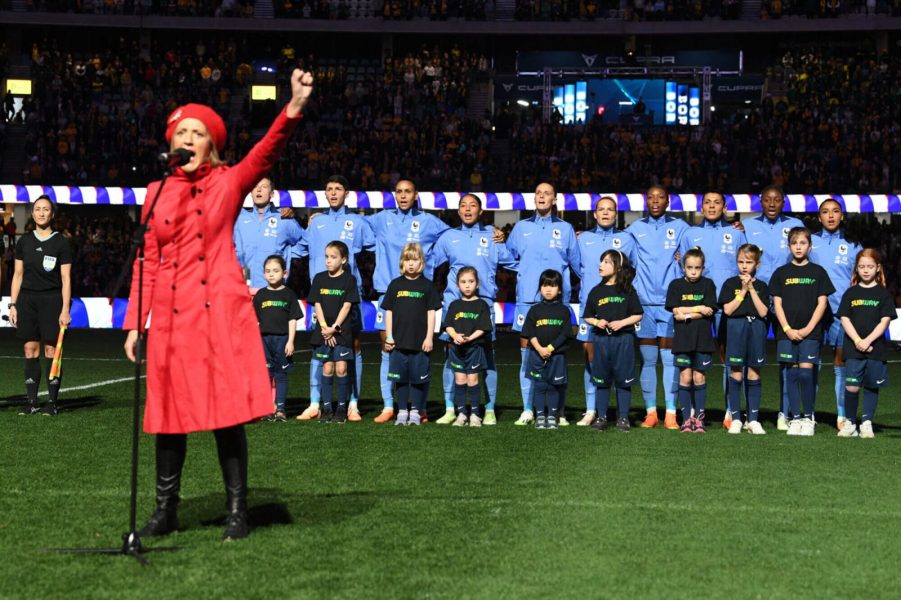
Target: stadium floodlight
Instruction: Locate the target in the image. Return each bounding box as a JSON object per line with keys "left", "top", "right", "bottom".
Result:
{"left": 516, "top": 99, "right": 529, "bottom": 107}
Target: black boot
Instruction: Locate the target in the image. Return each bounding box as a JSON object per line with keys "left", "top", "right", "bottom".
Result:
{"left": 138, "top": 434, "right": 186, "bottom": 537}
{"left": 215, "top": 425, "right": 249, "bottom": 541}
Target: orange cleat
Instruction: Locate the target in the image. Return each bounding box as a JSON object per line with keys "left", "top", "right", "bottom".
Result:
{"left": 347, "top": 406, "right": 362, "bottom": 422}
{"left": 640, "top": 411, "right": 659, "bottom": 428}
{"left": 374, "top": 408, "right": 394, "bottom": 423}
{"left": 663, "top": 412, "right": 679, "bottom": 430}
{"left": 295, "top": 405, "right": 320, "bottom": 421}
{"left": 722, "top": 414, "right": 732, "bottom": 430}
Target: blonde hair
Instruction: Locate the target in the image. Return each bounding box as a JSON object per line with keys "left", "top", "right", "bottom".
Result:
{"left": 399, "top": 242, "right": 425, "bottom": 274}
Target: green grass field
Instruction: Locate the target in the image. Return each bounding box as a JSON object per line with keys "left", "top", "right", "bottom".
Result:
{"left": 2, "top": 329, "right": 901, "bottom": 599}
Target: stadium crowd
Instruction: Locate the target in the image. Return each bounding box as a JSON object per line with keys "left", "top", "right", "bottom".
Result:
{"left": 514, "top": 0, "right": 742, "bottom": 20}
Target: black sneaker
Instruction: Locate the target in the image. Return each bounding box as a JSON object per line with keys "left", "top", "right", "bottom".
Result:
{"left": 222, "top": 511, "right": 249, "bottom": 541}
{"left": 546, "top": 415, "right": 558, "bottom": 429}
{"left": 616, "top": 417, "right": 631, "bottom": 432}
{"left": 274, "top": 412, "right": 287, "bottom": 422}
{"left": 319, "top": 409, "right": 333, "bottom": 423}
{"left": 41, "top": 403, "right": 59, "bottom": 416}
{"left": 591, "top": 416, "right": 609, "bottom": 432}
{"left": 535, "top": 415, "right": 547, "bottom": 429}
{"left": 18, "top": 402, "right": 40, "bottom": 416}
{"left": 333, "top": 407, "right": 347, "bottom": 424}
{"left": 262, "top": 413, "right": 277, "bottom": 422}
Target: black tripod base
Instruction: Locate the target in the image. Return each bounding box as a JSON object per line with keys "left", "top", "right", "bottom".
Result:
{"left": 44, "top": 531, "right": 180, "bottom": 566}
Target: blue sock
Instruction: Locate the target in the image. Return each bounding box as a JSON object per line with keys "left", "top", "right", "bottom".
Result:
{"left": 532, "top": 381, "right": 546, "bottom": 415}
{"left": 353, "top": 351, "right": 363, "bottom": 403}
{"left": 468, "top": 383, "right": 481, "bottom": 414}
{"left": 411, "top": 384, "right": 427, "bottom": 413}
{"left": 443, "top": 359, "right": 455, "bottom": 410}
{"left": 678, "top": 385, "right": 692, "bottom": 422}
{"left": 454, "top": 383, "right": 467, "bottom": 414}
{"left": 693, "top": 383, "right": 707, "bottom": 417}
{"left": 834, "top": 366, "right": 845, "bottom": 418}
{"left": 273, "top": 371, "right": 288, "bottom": 413}
{"left": 727, "top": 377, "right": 742, "bottom": 420}
{"left": 336, "top": 375, "right": 350, "bottom": 410}
{"left": 660, "top": 348, "right": 676, "bottom": 412}
{"left": 844, "top": 388, "right": 859, "bottom": 423}
{"left": 780, "top": 366, "right": 790, "bottom": 416}
{"left": 747, "top": 379, "right": 762, "bottom": 423}
{"left": 785, "top": 367, "right": 801, "bottom": 418}
{"left": 547, "top": 385, "right": 561, "bottom": 419}
{"left": 396, "top": 383, "right": 410, "bottom": 412}
{"left": 380, "top": 351, "right": 393, "bottom": 409}
{"left": 615, "top": 386, "right": 631, "bottom": 421}
{"left": 485, "top": 364, "right": 497, "bottom": 412}
{"left": 722, "top": 368, "right": 729, "bottom": 412}
{"left": 862, "top": 388, "right": 878, "bottom": 423}
{"left": 584, "top": 365, "right": 596, "bottom": 412}
{"left": 320, "top": 375, "right": 334, "bottom": 412}
{"left": 639, "top": 344, "right": 658, "bottom": 411}
{"left": 309, "top": 358, "right": 322, "bottom": 404}
{"left": 596, "top": 386, "right": 611, "bottom": 417}
{"left": 520, "top": 348, "right": 533, "bottom": 412}
{"left": 798, "top": 367, "right": 815, "bottom": 417}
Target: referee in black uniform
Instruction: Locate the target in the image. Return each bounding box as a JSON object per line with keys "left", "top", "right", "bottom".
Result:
{"left": 9, "top": 195, "right": 72, "bottom": 415}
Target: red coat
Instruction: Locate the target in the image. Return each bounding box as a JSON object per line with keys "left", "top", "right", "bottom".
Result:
{"left": 124, "top": 108, "right": 301, "bottom": 434}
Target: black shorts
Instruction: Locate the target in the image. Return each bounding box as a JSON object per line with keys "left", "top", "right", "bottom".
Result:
{"left": 15, "top": 291, "right": 62, "bottom": 343}
{"left": 447, "top": 344, "right": 488, "bottom": 374}
{"left": 314, "top": 344, "right": 355, "bottom": 363}
{"left": 591, "top": 334, "right": 637, "bottom": 388}
{"left": 674, "top": 352, "right": 714, "bottom": 372}
{"left": 526, "top": 350, "right": 568, "bottom": 385}
{"left": 262, "top": 334, "right": 295, "bottom": 375}
{"left": 388, "top": 349, "right": 431, "bottom": 384}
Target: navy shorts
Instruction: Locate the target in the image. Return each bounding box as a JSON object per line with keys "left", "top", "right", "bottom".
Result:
{"left": 313, "top": 344, "right": 354, "bottom": 363}
{"left": 15, "top": 291, "right": 63, "bottom": 343}
{"left": 447, "top": 344, "right": 488, "bottom": 374}
{"left": 590, "top": 334, "right": 637, "bottom": 388}
{"left": 776, "top": 338, "right": 821, "bottom": 365}
{"left": 674, "top": 352, "right": 714, "bottom": 371}
{"left": 262, "top": 334, "right": 294, "bottom": 376}
{"left": 724, "top": 317, "right": 767, "bottom": 368}
{"left": 525, "top": 351, "right": 568, "bottom": 385}
{"left": 388, "top": 349, "right": 431, "bottom": 384}
{"left": 844, "top": 358, "right": 889, "bottom": 389}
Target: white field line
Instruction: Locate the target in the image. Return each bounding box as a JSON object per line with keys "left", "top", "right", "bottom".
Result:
{"left": 36, "top": 375, "right": 144, "bottom": 396}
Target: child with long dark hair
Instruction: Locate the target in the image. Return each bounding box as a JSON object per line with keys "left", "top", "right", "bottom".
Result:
{"left": 837, "top": 249, "right": 896, "bottom": 439}
{"left": 582, "top": 250, "right": 643, "bottom": 432}
{"left": 521, "top": 270, "right": 574, "bottom": 429}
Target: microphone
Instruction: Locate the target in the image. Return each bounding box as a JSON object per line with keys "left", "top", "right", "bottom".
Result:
{"left": 157, "top": 148, "right": 195, "bottom": 167}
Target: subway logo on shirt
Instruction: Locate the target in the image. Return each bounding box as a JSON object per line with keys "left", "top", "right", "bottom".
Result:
{"left": 850, "top": 299, "right": 880, "bottom": 308}
{"left": 260, "top": 300, "right": 289, "bottom": 308}
{"left": 681, "top": 294, "right": 704, "bottom": 301}
{"left": 596, "top": 296, "right": 625, "bottom": 306}
{"left": 536, "top": 319, "right": 565, "bottom": 327}
{"left": 397, "top": 290, "right": 425, "bottom": 299}
{"left": 784, "top": 278, "right": 816, "bottom": 285}
{"left": 454, "top": 312, "right": 481, "bottom": 320}
{"left": 318, "top": 288, "right": 346, "bottom": 296}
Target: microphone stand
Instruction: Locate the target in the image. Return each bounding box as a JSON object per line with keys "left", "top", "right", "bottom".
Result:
{"left": 46, "top": 161, "right": 183, "bottom": 565}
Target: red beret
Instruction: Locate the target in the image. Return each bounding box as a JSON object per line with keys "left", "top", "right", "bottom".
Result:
{"left": 165, "top": 103, "right": 227, "bottom": 152}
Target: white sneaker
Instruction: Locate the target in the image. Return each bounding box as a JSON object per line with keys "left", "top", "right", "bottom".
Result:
{"left": 452, "top": 413, "right": 468, "bottom": 427}
{"left": 859, "top": 420, "right": 875, "bottom": 439}
{"left": 777, "top": 413, "right": 789, "bottom": 431}
{"left": 800, "top": 417, "right": 815, "bottom": 437}
{"left": 836, "top": 416, "right": 847, "bottom": 430}
{"left": 436, "top": 409, "right": 457, "bottom": 425}
{"left": 837, "top": 420, "right": 858, "bottom": 438}
{"left": 577, "top": 411, "right": 597, "bottom": 426}
{"left": 728, "top": 419, "right": 743, "bottom": 434}
{"left": 786, "top": 419, "right": 803, "bottom": 436}
{"left": 514, "top": 410, "right": 534, "bottom": 426}
{"left": 747, "top": 421, "right": 766, "bottom": 435}
{"left": 742, "top": 420, "right": 750, "bottom": 431}
{"left": 469, "top": 414, "right": 482, "bottom": 428}
{"left": 558, "top": 416, "right": 570, "bottom": 427}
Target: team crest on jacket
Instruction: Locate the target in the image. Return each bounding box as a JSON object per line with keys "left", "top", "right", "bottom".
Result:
{"left": 411, "top": 221, "right": 421, "bottom": 233}
{"left": 579, "top": 323, "right": 588, "bottom": 335}
{"left": 782, "top": 227, "right": 791, "bottom": 238}
{"left": 517, "top": 313, "right": 525, "bottom": 326}
{"left": 723, "top": 233, "right": 733, "bottom": 244}
{"left": 268, "top": 217, "right": 278, "bottom": 229}
{"left": 42, "top": 255, "right": 57, "bottom": 272}
{"left": 666, "top": 228, "right": 675, "bottom": 240}
{"left": 612, "top": 237, "right": 622, "bottom": 248}
{"left": 479, "top": 237, "right": 489, "bottom": 247}
{"left": 838, "top": 244, "right": 848, "bottom": 255}
{"left": 376, "top": 311, "right": 383, "bottom": 324}
{"left": 552, "top": 228, "right": 561, "bottom": 240}
{"left": 344, "top": 220, "right": 354, "bottom": 231}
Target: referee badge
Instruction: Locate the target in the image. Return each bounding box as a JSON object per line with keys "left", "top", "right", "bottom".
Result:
{"left": 344, "top": 220, "right": 354, "bottom": 231}
{"left": 612, "top": 237, "right": 622, "bottom": 249}
{"left": 479, "top": 236, "right": 489, "bottom": 247}
{"left": 267, "top": 217, "right": 278, "bottom": 229}
{"left": 42, "top": 255, "right": 57, "bottom": 272}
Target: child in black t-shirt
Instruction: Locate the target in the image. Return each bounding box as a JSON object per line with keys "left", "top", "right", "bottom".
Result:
{"left": 666, "top": 248, "right": 718, "bottom": 433}
{"left": 582, "top": 250, "right": 643, "bottom": 432}
{"left": 381, "top": 243, "right": 443, "bottom": 426}
{"left": 308, "top": 241, "right": 360, "bottom": 423}
{"left": 837, "top": 249, "right": 897, "bottom": 439}
{"left": 718, "top": 244, "right": 770, "bottom": 435}
{"left": 521, "top": 270, "right": 574, "bottom": 430}
{"left": 770, "top": 227, "right": 835, "bottom": 436}
{"left": 253, "top": 255, "right": 304, "bottom": 422}
{"left": 442, "top": 266, "right": 493, "bottom": 427}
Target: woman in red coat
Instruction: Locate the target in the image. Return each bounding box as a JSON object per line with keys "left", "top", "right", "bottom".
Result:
{"left": 123, "top": 69, "right": 314, "bottom": 541}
